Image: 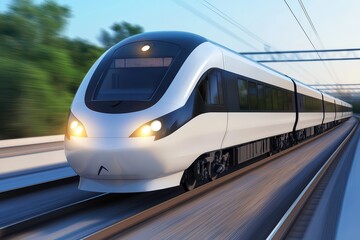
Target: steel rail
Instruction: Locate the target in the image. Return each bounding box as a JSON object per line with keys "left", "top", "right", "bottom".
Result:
{"left": 0, "top": 176, "right": 81, "bottom": 238}
{"left": 0, "top": 193, "right": 109, "bottom": 238}
{"left": 267, "top": 119, "right": 358, "bottom": 240}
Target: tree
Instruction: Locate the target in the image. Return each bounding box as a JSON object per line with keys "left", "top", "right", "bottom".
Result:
{"left": 99, "top": 21, "right": 144, "bottom": 48}
{"left": 63, "top": 38, "right": 104, "bottom": 93}
{"left": 8, "top": 0, "right": 70, "bottom": 45}
{"left": 0, "top": 0, "right": 74, "bottom": 139}
{"left": 0, "top": 0, "right": 144, "bottom": 139}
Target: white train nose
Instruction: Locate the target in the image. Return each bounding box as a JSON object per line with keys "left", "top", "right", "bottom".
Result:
{"left": 68, "top": 103, "right": 154, "bottom": 138}
{"left": 64, "top": 135, "right": 186, "bottom": 192}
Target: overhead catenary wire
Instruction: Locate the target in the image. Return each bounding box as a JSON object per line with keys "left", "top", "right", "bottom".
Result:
{"left": 201, "top": 0, "right": 324, "bottom": 84}
{"left": 181, "top": 0, "right": 355, "bottom": 99}
{"left": 201, "top": 0, "right": 272, "bottom": 48}
{"left": 297, "top": 0, "right": 343, "bottom": 93}
{"left": 298, "top": 0, "right": 322, "bottom": 46}
{"left": 200, "top": 0, "right": 325, "bottom": 84}
{"left": 284, "top": 0, "right": 342, "bottom": 92}
{"left": 175, "top": 0, "right": 259, "bottom": 51}
{"left": 284, "top": 0, "right": 321, "bottom": 59}
{"left": 176, "top": 0, "right": 327, "bottom": 85}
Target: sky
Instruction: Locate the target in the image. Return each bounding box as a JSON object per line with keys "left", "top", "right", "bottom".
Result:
{"left": 1, "top": 0, "right": 360, "bottom": 92}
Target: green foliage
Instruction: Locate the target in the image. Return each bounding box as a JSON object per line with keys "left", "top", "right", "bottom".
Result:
{"left": 8, "top": 0, "right": 71, "bottom": 45}
{"left": 63, "top": 38, "right": 104, "bottom": 93}
{"left": 0, "top": 0, "right": 100, "bottom": 139}
{"left": 0, "top": 56, "right": 71, "bottom": 138}
{"left": 99, "top": 21, "right": 144, "bottom": 48}
{"left": 0, "top": 0, "right": 144, "bottom": 139}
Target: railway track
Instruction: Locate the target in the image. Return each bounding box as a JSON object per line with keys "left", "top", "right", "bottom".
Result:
{"left": 3, "top": 188, "right": 183, "bottom": 239}
{"left": 268, "top": 117, "right": 359, "bottom": 239}
{"left": 0, "top": 118, "right": 356, "bottom": 239}
{"left": 0, "top": 176, "right": 100, "bottom": 238}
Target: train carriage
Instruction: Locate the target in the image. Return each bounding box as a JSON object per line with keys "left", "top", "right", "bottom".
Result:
{"left": 65, "top": 31, "right": 352, "bottom": 193}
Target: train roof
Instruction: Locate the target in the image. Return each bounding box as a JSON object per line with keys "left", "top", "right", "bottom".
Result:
{"left": 114, "top": 31, "right": 351, "bottom": 106}
{"left": 322, "top": 92, "right": 335, "bottom": 102}
{"left": 113, "top": 31, "right": 207, "bottom": 52}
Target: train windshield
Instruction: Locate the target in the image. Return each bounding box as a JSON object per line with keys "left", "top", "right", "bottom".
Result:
{"left": 93, "top": 41, "right": 180, "bottom": 101}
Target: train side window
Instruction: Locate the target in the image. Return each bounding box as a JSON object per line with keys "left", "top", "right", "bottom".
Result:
{"left": 317, "top": 98, "right": 322, "bottom": 112}
{"left": 257, "top": 84, "right": 265, "bottom": 111}
{"left": 310, "top": 97, "right": 314, "bottom": 111}
{"left": 313, "top": 98, "right": 317, "bottom": 112}
{"left": 298, "top": 95, "right": 304, "bottom": 112}
{"left": 330, "top": 102, "right": 333, "bottom": 112}
{"left": 265, "top": 86, "right": 272, "bottom": 111}
{"left": 311, "top": 98, "right": 314, "bottom": 111}
{"left": 272, "top": 88, "right": 279, "bottom": 111}
{"left": 327, "top": 102, "right": 330, "bottom": 112}
{"left": 325, "top": 102, "right": 331, "bottom": 112}
{"left": 336, "top": 104, "right": 341, "bottom": 112}
{"left": 199, "top": 70, "right": 223, "bottom": 105}
{"left": 248, "top": 81, "right": 257, "bottom": 110}
{"left": 287, "top": 92, "right": 294, "bottom": 111}
{"left": 304, "top": 96, "right": 320, "bottom": 112}
{"left": 278, "top": 90, "right": 284, "bottom": 111}
{"left": 237, "top": 79, "right": 248, "bottom": 110}
{"left": 303, "top": 96, "right": 308, "bottom": 111}
{"left": 284, "top": 92, "right": 289, "bottom": 111}
{"left": 306, "top": 96, "right": 312, "bottom": 111}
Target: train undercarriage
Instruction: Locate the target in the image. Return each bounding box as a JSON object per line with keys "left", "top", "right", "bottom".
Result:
{"left": 181, "top": 119, "right": 348, "bottom": 191}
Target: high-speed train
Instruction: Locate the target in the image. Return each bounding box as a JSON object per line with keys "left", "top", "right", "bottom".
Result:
{"left": 65, "top": 31, "right": 352, "bottom": 193}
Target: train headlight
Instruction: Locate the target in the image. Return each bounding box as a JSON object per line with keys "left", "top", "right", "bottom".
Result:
{"left": 66, "top": 112, "right": 87, "bottom": 140}
{"left": 150, "top": 120, "right": 162, "bottom": 132}
{"left": 141, "top": 44, "right": 150, "bottom": 52}
{"left": 131, "top": 120, "right": 162, "bottom": 138}
{"left": 140, "top": 125, "right": 152, "bottom": 136}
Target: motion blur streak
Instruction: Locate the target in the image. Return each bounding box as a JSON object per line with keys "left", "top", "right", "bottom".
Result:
{"left": 0, "top": 0, "right": 141, "bottom": 140}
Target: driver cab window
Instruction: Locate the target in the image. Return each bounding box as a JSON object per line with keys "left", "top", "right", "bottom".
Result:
{"left": 199, "top": 70, "right": 223, "bottom": 105}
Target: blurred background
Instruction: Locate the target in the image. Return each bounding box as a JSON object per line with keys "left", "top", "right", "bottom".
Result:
{"left": 0, "top": 0, "right": 359, "bottom": 140}
{"left": 0, "top": 0, "right": 143, "bottom": 139}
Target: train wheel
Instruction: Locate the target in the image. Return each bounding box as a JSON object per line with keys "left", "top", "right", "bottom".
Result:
{"left": 181, "top": 166, "right": 197, "bottom": 191}
{"left": 209, "top": 162, "right": 224, "bottom": 181}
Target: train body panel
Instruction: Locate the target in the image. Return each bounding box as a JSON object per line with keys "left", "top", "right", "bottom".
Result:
{"left": 220, "top": 49, "right": 296, "bottom": 148}
{"left": 223, "top": 113, "right": 295, "bottom": 148}
{"left": 338, "top": 100, "right": 352, "bottom": 120}
{"left": 344, "top": 102, "right": 353, "bottom": 119}
{"left": 296, "top": 112, "right": 324, "bottom": 130}
{"left": 339, "top": 100, "right": 344, "bottom": 120}
{"left": 335, "top": 99, "right": 342, "bottom": 121}
{"left": 294, "top": 81, "right": 323, "bottom": 130}
{"left": 222, "top": 49, "right": 294, "bottom": 92}
{"left": 322, "top": 93, "right": 336, "bottom": 123}
{"left": 295, "top": 80, "right": 322, "bottom": 99}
